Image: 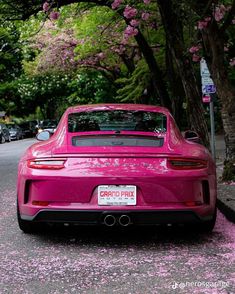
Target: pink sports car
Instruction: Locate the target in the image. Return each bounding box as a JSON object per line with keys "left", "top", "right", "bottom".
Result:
{"left": 17, "top": 104, "right": 217, "bottom": 233}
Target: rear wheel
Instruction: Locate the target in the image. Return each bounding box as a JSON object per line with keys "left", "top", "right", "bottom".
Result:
{"left": 194, "top": 208, "right": 217, "bottom": 233}
{"left": 17, "top": 201, "right": 43, "bottom": 234}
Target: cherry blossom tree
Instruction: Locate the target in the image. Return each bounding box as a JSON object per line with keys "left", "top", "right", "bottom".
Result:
{"left": 186, "top": 0, "right": 235, "bottom": 180}
{"left": 2, "top": 0, "right": 235, "bottom": 179}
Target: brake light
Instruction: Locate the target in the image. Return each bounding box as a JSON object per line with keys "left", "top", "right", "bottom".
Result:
{"left": 168, "top": 158, "right": 207, "bottom": 170}
{"left": 184, "top": 201, "right": 202, "bottom": 206}
{"left": 27, "top": 158, "right": 66, "bottom": 169}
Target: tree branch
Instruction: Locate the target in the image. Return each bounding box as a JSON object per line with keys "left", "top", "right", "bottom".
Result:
{"left": 1, "top": 0, "right": 108, "bottom": 21}
{"left": 220, "top": 0, "right": 235, "bottom": 33}
{"left": 201, "top": 0, "right": 214, "bottom": 17}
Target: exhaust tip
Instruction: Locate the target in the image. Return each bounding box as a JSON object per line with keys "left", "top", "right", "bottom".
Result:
{"left": 103, "top": 215, "right": 116, "bottom": 227}
{"left": 119, "top": 215, "right": 131, "bottom": 227}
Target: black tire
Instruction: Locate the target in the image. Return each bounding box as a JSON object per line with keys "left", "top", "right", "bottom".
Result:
{"left": 194, "top": 208, "right": 217, "bottom": 233}
{"left": 1, "top": 135, "right": 6, "bottom": 143}
{"left": 17, "top": 201, "right": 43, "bottom": 234}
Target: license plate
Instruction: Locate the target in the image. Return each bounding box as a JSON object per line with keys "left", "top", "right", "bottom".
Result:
{"left": 98, "top": 185, "right": 136, "bottom": 206}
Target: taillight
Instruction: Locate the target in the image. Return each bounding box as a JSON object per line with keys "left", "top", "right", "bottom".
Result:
{"left": 27, "top": 158, "right": 66, "bottom": 169}
{"left": 168, "top": 158, "right": 207, "bottom": 170}
{"left": 32, "top": 201, "right": 49, "bottom": 206}
{"left": 184, "top": 201, "right": 202, "bottom": 206}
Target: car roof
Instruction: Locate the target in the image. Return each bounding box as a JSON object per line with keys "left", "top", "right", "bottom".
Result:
{"left": 67, "top": 104, "right": 170, "bottom": 115}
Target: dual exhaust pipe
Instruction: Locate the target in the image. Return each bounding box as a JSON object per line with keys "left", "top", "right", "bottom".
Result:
{"left": 103, "top": 214, "right": 131, "bottom": 227}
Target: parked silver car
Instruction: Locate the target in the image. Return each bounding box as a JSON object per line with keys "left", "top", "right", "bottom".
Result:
{"left": 0, "top": 123, "right": 11, "bottom": 143}
{"left": 7, "top": 124, "right": 24, "bottom": 140}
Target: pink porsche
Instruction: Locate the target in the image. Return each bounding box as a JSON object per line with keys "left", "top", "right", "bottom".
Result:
{"left": 17, "top": 104, "right": 217, "bottom": 233}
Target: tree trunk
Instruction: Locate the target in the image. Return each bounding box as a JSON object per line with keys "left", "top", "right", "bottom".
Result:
{"left": 165, "top": 40, "right": 185, "bottom": 127}
{"left": 157, "top": 0, "right": 210, "bottom": 147}
{"left": 186, "top": 0, "right": 235, "bottom": 178}
{"left": 120, "top": 54, "right": 135, "bottom": 74}
{"left": 198, "top": 20, "right": 235, "bottom": 179}
{"left": 221, "top": 108, "right": 235, "bottom": 158}
{"left": 134, "top": 31, "right": 172, "bottom": 111}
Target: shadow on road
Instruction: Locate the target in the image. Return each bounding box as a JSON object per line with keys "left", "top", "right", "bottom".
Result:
{"left": 31, "top": 225, "right": 220, "bottom": 248}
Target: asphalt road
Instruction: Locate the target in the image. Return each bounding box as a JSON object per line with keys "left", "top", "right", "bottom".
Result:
{"left": 0, "top": 139, "right": 234, "bottom": 294}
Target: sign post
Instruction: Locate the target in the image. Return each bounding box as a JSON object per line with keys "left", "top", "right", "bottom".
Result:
{"left": 209, "top": 95, "right": 216, "bottom": 161}
{"left": 200, "top": 58, "right": 216, "bottom": 160}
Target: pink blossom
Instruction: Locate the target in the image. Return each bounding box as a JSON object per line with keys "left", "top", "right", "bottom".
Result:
{"left": 119, "top": 45, "right": 125, "bottom": 54}
{"left": 97, "top": 52, "right": 105, "bottom": 60}
{"left": 42, "top": 2, "right": 50, "bottom": 12}
{"left": 123, "top": 5, "right": 137, "bottom": 19}
{"left": 197, "top": 17, "right": 211, "bottom": 30}
{"left": 204, "top": 17, "right": 211, "bottom": 22}
{"left": 229, "top": 58, "right": 235, "bottom": 66}
{"left": 124, "top": 25, "right": 138, "bottom": 38}
{"left": 130, "top": 19, "right": 140, "bottom": 27}
{"left": 150, "top": 21, "right": 158, "bottom": 30}
{"left": 111, "top": 0, "right": 123, "bottom": 10}
{"left": 114, "top": 45, "right": 126, "bottom": 55}
{"left": 121, "top": 38, "right": 128, "bottom": 45}
{"left": 143, "top": 0, "right": 151, "bottom": 4}
{"left": 219, "top": 4, "right": 226, "bottom": 13}
{"left": 232, "top": 19, "right": 235, "bottom": 24}
{"left": 214, "top": 6, "right": 226, "bottom": 22}
{"left": 197, "top": 20, "right": 208, "bottom": 30}
{"left": 189, "top": 46, "right": 200, "bottom": 54}
{"left": 224, "top": 46, "right": 229, "bottom": 52}
{"left": 192, "top": 54, "right": 201, "bottom": 62}
{"left": 79, "top": 39, "right": 85, "bottom": 45}
{"left": 49, "top": 11, "right": 60, "bottom": 20}
{"left": 141, "top": 12, "right": 150, "bottom": 21}
{"left": 69, "top": 40, "right": 78, "bottom": 46}
{"left": 122, "top": 25, "right": 138, "bottom": 43}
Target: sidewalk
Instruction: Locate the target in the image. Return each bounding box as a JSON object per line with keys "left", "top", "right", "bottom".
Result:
{"left": 215, "top": 135, "right": 235, "bottom": 223}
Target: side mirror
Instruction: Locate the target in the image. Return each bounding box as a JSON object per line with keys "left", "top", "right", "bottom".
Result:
{"left": 36, "top": 130, "right": 51, "bottom": 141}
{"left": 183, "top": 130, "right": 201, "bottom": 144}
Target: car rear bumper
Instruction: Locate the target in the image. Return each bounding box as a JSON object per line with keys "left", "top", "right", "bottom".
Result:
{"left": 21, "top": 209, "right": 213, "bottom": 225}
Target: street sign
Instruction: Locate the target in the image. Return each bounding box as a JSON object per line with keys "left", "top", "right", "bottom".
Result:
{"left": 202, "top": 84, "right": 216, "bottom": 94}
{"left": 200, "top": 58, "right": 210, "bottom": 76}
{"left": 201, "top": 76, "right": 214, "bottom": 84}
{"left": 202, "top": 95, "right": 211, "bottom": 103}
{"left": 200, "top": 58, "right": 216, "bottom": 94}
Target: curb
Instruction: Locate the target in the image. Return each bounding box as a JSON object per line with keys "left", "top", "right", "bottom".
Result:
{"left": 217, "top": 198, "right": 235, "bottom": 224}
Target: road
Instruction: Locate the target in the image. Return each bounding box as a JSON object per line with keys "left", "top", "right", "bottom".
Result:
{"left": 0, "top": 139, "right": 234, "bottom": 294}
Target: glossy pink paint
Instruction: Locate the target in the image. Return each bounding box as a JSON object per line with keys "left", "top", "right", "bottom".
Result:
{"left": 17, "top": 104, "right": 216, "bottom": 225}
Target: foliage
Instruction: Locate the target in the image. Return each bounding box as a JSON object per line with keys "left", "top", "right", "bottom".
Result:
{"left": 11, "top": 70, "right": 116, "bottom": 118}
{"left": 15, "top": 73, "right": 74, "bottom": 118}
{"left": 115, "top": 59, "right": 151, "bottom": 102}
{"left": 222, "top": 160, "right": 235, "bottom": 181}
{"left": 0, "top": 21, "right": 23, "bottom": 113}
{"left": 67, "top": 70, "right": 116, "bottom": 105}
{"left": 0, "top": 21, "right": 23, "bottom": 79}
{"left": 1, "top": 1, "right": 235, "bottom": 132}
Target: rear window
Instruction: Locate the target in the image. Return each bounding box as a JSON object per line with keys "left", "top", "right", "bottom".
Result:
{"left": 68, "top": 110, "right": 167, "bottom": 133}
